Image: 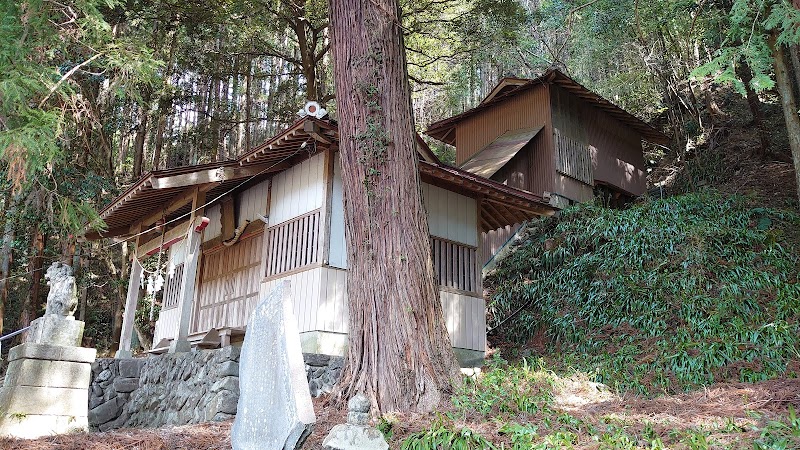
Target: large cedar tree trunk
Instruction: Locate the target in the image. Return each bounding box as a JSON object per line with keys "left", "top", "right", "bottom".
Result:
{"left": 329, "top": 0, "right": 460, "bottom": 413}
{"left": 770, "top": 31, "right": 800, "bottom": 203}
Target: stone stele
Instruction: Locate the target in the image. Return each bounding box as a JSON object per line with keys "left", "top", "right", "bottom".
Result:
{"left": 322, "top": 394, "right": 389, "bottom": 450}
{"left": 231, "top": 280, "right": 316, "bottom": 450}
{"left": 0, "top": 262, "right": 96, "bottom": 439}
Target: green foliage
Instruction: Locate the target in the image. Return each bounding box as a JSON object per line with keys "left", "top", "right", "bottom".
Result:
{"left": 452, "top": 356, "right": 555, "bottom": 418}
{"left": 692, "top": 0, "right": 800, "bottom": 95}
{"left": 487, "top": 192, "right": 800, "bottom": 395}
{"left": 400, "top": 421, "right": 496, "bottom": 450}
{"left": 754, "top": 406, "right": 800, "bottom": 449}
{"left": 376, "top": 415, "right": 397, "bottom": 440}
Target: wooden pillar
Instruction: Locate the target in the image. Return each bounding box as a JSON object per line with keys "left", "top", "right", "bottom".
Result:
{"left": 170, "top": 188, "right": 208, "bottom": 353}
{"left": 116, "top": 257, "right": 142, "bottom": 359}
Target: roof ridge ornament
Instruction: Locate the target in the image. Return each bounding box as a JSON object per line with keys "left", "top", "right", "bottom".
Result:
{"left": 297, "top": 101, "right": 328, "bottom": 119}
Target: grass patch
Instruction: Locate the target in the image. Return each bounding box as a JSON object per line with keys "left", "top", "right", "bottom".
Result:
{"left": 486, "top": 191, "right": 800, "bottom": 395}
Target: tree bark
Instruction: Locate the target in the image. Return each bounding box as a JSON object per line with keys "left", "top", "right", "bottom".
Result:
{"left": 0, "top": 194, "right": 19, "bottom": 332}
{"left": 329, "top": 0, "right": 460, "bottom": 413}
{"left": 770, "top": 31, "right": 800, "bottom": 203}
{"left": 19, "top": 229, "right": 46, "bottom": 329}
{"left": 132, "top": 92, "right": 151, "bottom": 178}
{"left": 735, "top": 61, "right": 770, "bottom": 156}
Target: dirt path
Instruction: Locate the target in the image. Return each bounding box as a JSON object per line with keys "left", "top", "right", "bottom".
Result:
{"left": 1, "top": 379, "right": 798, "bottom": 449}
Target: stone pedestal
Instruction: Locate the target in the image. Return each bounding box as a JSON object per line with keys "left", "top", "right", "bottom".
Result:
{"left": 322, "top": 395, "right": 389, "bottom": 450}
{"left": 26, "top": 315, "right": 84, "bottom": 347}
{"left": 0, "top": 340, "right": 96, "bottom": 438}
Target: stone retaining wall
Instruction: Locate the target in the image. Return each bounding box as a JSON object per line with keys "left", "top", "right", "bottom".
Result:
{"left": 305, "top": 353, "right": 344, "bottom": 397}
{"left": 89, "top": 358, "right": 145, "bottom": 431}
{"left": 126, "top": 346, "right": 241, "bottom": 427}
{"left": 88, "top": 349, "right": 343, "bottom": 430}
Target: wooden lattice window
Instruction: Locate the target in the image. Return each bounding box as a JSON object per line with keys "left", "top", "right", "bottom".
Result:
{"left": 432, "top": 236, "right": 479, "bottom": 294}
{"left": 554, "top": 128, "right": 593, "bottom": 185}
{"left": 162, "top": 263, "right": 184, "bottom": 310}
{"left": 265, "top": 209, "right": 321, "bottom": 277}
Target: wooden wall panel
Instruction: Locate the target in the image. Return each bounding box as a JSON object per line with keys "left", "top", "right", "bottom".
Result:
{"left": 192, "top": 233, "right": 263, "bottom": 334}
{"left": 237, "top": 180, "right": 269, "bottom": 224}
{"left": 153, "top": 307, "right": 180, "bottom": 343}
{"left": 422, "top": 182, "right": 479, "bottom": 247}
{"left": 269, "top": 153, "right": 325, "bottom": 225}
{"left": 329, "top": 153, "right": 347, "bottom": 269}
{"left": 318, "top": 267, "right": 348, "bottom": 333}
{"left": 479, "top": 224, "right": 522, "bottom": 266}
{"left": 203, "top": 204, "right": 222, "bottom": 242}
{"left": 454, "top": 85, "right": 554, "bottom": 197}
{"left": 550, "top": 85, "right": 646, "bottom": 196}
{"left": 440, "top": 290, "right": 486, "bottom": 352}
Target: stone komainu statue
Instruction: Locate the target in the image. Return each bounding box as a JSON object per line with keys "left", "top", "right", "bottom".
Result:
{"left": 44, "top": 261, "right": 78, "bottom": 317}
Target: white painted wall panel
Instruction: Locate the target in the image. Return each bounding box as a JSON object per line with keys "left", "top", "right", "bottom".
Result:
{"left": 169, "top": 240, "right": 187, "bottom": 266}
{"left": 440, "top": 290, "right": 486, "bottom": 351}
{"left": 237, "top": 180, "right": 270, "bottom": 224}
{"left": 422, "top": 183, "right": 478, "bottom": 247}
{"left": 329, "top": 153, "right": 347, "bottom": 269}
{"left": 203, "top": 204, "right": 222, "bottom": 242}
{"left": 153, "top": 307, "right": 180, "bottom": 343}
{"left": 269, "top": 153, "right": 325, "bottom": 225}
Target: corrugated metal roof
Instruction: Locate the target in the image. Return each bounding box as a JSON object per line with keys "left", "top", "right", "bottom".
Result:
{"left": 459, "top": 126, "right": 543, "bottom": 178}
{"left": 425, "top": 69, "right": 669, "bottom": 145}
{"left": 86, "top": 117, "right": 556, "bottom": 240}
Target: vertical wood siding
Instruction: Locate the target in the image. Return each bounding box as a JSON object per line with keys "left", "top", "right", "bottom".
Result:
{"left": 550, "top": 85, "right": 645, "bottom": 196}
{"left": 554, "top": 128, "right": 593, "bottom": 185}
{"left": 264, "top": 209, "right": 321, "bottom": 277}
{"left": 161, "top": 263, "right": 185, "bottom": 310}
{"left": 203, "top": 204, "right": 222, "bottom": 242}
{"left": 479, "top": 224, "right": 522, "bottom": 266}
{"left": 421, "top": 182, "right": 478, "bottom": 247}
{"left": 261, "top": 266, "right": 348, "bottom": 334}
{"left": 269, "top": 153, "right": 325, "bottom": 225}
{"left": 440, "top": 291, "right": 486, "bottom": 351}
{"left": 455, "top": 85, "right": 555, "bottom": 197}
{"left": 153, "top": 307, "right": 180, "bottom": 343}
{"left": 192, "top": 233, "right": 263, "bottom": 333}
{"left": 329, "top": 153, "right": 347, "bottom": 269}
{"left": 237, "top": 180, "right": 270, "bottom": 224}
{"left": 432, "top": 237, "right": 479, "bottom": 294}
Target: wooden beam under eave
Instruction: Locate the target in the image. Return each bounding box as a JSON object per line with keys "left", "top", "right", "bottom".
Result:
{"left": 131, "top": 183, "right": 216, "bottom": 234}
{"left": 83, "top": 225, "right": 134, "bottom": 240}
{"left": 481, "top": 202, "right": 506, "bottom": 231}
{"left": 483, "top": 200, "right": 511, "bottom": 229}
{"left": 304, "top": 120, "right": 332, "bottom": 144}
{"left": 490, "top": 200, "right": 526, "bottom": 225}
{"left": 137, "top": 219, "right": 191, "bottom": 256}
{"left": 151, "top": 163, "right": 285, "bottom": 190}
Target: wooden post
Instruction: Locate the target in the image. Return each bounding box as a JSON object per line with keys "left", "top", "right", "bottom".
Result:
{"left": 168, "top": 218, "right": 206, "bottom": 353}
{"left": 116, "top": 257, "right": 143, "bottom": 358}
{"left": 318, "top": 148, "right": 335, "bottom": 265}
{"left": 170, "top": 188, "right": 208, "bottom": 353}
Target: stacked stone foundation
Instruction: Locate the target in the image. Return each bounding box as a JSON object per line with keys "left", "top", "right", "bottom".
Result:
{"left": 88, "top": 349, "right": 344, "bottom": 430}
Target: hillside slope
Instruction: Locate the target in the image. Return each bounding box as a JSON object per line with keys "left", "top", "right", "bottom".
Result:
{"left": 486, "top": 192, "right": 800, "bottom": 395}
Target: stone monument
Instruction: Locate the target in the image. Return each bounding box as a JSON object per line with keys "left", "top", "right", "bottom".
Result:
{"left": 0, "top": 262, "right": 97, "bottom": 438}
{"left": 322, "top": 394, "right": 389, "bottom": 450}
{"left": 231, "top": 280, "right": 316, "bottom": 450}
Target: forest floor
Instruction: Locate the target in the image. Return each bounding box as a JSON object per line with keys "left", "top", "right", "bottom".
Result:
{"left": 2, "top": 363, "right": 799, "bottom": 449}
